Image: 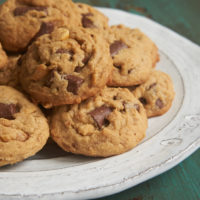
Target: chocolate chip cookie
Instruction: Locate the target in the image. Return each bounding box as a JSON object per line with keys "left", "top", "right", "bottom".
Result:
{"left": 0, "top": 0, "right": 79, "bottom": 52}
{"left": 76, "top": 3, "right": 109, "bottom": 31}
{"left": 0, "top": 43, "right": 8, "bottom": 69}
{"left": 0, "top": 55, "right": 21, "bottom": 88}
{"left": 19, "top": 27, "right": 113, "bottom": 108}
{"left": 133, "top": 70, "right": 175, "bottom": 118}
{"left": 0, "top": 86, "right": 49, "bottom": 167}
{"left": 106, "top": 25, "right": 159, "bottom": 86}
{"left": 50, "top": 87, "right": 147, "bottom": 157}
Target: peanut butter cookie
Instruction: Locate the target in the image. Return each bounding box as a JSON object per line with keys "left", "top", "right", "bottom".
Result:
{"left": 51, "top": 87, "right": 147, "bottom": 157}
{"left": 0, "top": 43, "right": 8, "bottom": 69}
{"left": 0, "top": 86, "right": 49, "bottom": 167}
{"left": 133, "top": 70, "right": 175, "bottom": 117}
{"left": 0, "top": 55, "right": 21, "bottom": 88}
{"left": 76, "top": 3, "right": 109, "bottom": 31}
{"left": 0, "top": 0, "right": 79, "bottom": 52}
{"left": 106, "top": 25, "right": 159, "bottom": 86}
{"left": 20, "top": 27, "right": 112, "bottom": 108}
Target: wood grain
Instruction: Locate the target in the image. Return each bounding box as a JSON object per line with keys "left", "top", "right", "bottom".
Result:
{"left": 0, "top": 1, "right": 199, "bottom": 199}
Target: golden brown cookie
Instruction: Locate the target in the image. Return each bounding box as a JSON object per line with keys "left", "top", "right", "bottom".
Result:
{"left": 133, "top": 70, "right": 175, "bottom": 118}
{"left": 76, "top": 3, "right": 109, "bottom": 31}
{"left": 106, "top": 25, "right": 159, "bottom": 86}
{"left": 0, "top": 55, "right": 21, "bottom": 88}
{"left": 0, "top": 0, "right": 79, "bottom": 52}
{"left": 0, "top": 43, "right": 8, "bottom": 69}
{"left": 0, "top": 86, "right": 49, "bottom": 167}
{"left": 19, "top": 27, "right": 113, "bottom": 108}
{"left": 50, "top": 87, "right": 147, "bottom": 157}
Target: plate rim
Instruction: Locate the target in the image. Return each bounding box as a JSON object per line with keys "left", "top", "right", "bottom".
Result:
{"left": 0, "top": 7, "right": 200, "bottom": 200}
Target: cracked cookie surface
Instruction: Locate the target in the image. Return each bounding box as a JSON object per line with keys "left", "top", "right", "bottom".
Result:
{"left": 19, "top": 27, "right": 112, "bottom": 108}
{"left": 0, "top": 0, "right": 79, "bottom": 52}
{"left": 106, "top": 25, "right": 159, "bottom": 86}
{"left": 133, "top": 70, "right": 175, "bottom": 117}
{"left": 50, "top": 87, "right": 147, "bottom": 157}
{"left": 0, "top": 86, "right": 49, "bottom": 167}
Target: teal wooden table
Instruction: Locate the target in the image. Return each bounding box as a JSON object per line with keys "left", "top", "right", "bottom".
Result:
{"left": 73, "top": 0, "right": 200, "bottom": 199}
{"left": 0, "top": 0, "right": 199, "bottom": 199}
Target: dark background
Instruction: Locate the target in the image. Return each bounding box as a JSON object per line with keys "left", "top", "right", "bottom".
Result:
{"left": 73, "top": 0, "right": 200, "bottom": 200}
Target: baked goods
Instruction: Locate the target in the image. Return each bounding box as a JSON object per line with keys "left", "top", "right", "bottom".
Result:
{"left": 76, "top": 3, "right": 109, "bottom": 31}
{"left": 106, "top": 25, "right": 159, "bottom": 86}
{"left": 50, "top": 87, "right": 147, "bottom": 157}
{"left": 0, "top": 55, "right": 21, "bottom": 88}
{"left": 20, "top": 27, "right": 112, "bottom": 108}
{"left": 0, "top": 42, "right": 7, "bottom": 69}
{"left": 0, "top": 42, "right": 21, "bottom": 88}
{"left": 0, "top": 0, "right": 175, "bottom": 164}
{"left": 0, "top": 0, "right": 79, "bottom": 52}
{"left": 133, "top": 70, "right": 175, "bottom": 117}
{"left": 0, "top": 86, "right": 49, "bottom": 167}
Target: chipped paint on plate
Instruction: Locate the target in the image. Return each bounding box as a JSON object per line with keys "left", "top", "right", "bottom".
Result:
{"left": 0, "top": 8, "right": 200, "bottom": 200}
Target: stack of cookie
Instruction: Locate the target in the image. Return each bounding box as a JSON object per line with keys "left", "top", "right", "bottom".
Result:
{"left": 0, "top": 0, "right": 175, "bottom": 166}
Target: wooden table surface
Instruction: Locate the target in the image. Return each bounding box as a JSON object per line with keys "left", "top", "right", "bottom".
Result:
{"left": 73, "top": 0, "right": 200, "bottom": 199}
{"left": 0, "top": 0, "right": 199, "bottom": 199}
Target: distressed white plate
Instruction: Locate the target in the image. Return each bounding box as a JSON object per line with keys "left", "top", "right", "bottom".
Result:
{"left": 0, "top": 8, "right": 200, "bottom": 200}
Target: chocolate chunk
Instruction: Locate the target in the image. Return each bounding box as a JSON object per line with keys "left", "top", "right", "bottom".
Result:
{"left": 14, "top": 6, "right": 47, "bottom": 16}
{"left": 110, "top": 40, "right": 128, "bottom": 57}
{"left": 28, "top": 22, "right": 54, "bottom": 49}
{"left": 0, "top": 103, "right": 20, "bottom": 120}
{"left": 139, "top": 97, "right": 147, "bottom": 105}
{"left": 63, "top": 75, "right": 84, "bottom": 95}
{"left": 56, "top": 48, "right": 73, "bottom": 55}
{"left": 74, "top": 66, "right": 83, "bottom": 72}
{"left": 82, "top": 55, "right": 91, "bottom": 65}
{"left": 45, "top": 72, "right": 84, "bottom": 93}
{"left": 46, "top": 62, "right": 51, "bottom": 67}
{"left": 156, "top": 98, "right": 164, "bottom": 109}
{"left": 89, "top": 105, "right": 113, "bottom": 129}
{"left": 34, "top": 22, "right": 54, "bottom": 39}
{"left": 77, "top": 54, "right": 92, "bottom": 72}
{"left": 128, "top": 68, "right": 133, "bottom": 74}
{"left": 82, "top": 13, "right": 95, "bottom": 28}
{"left": 113, "top": 96, "right": 117, "bottom": 100}
{"left": 104, "top": 119, "right": 110, "bottom": 127}
{"left": 147, "top": 83, "right": 157, "bottom": 90}
{"left": 134, "top": 104, "right": 140, "bottom": 112}
{"left": 114, "top": 64, "right": 122, "bottom": 71}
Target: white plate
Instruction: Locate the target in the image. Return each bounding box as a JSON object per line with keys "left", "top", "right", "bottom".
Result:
{"left": 0, "top": 8, "right": 200, "bottom": 200}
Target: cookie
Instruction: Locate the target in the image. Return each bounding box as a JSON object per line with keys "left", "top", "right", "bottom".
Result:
{"left": 19, "top": 27, "right": 113, "bottom": 108}
{"left": 0, "top": 0, "right": 79, "bottom": 52}
{"left": 0, "top": 43, "right": 8, "bottom": 69}
{"left": 106, "top": 25, "right": 159, "bottom": 86}
{"left": 0, "top": 86, "right": 49, "bottom": 167}
{"left": 50, "top": 87, "right": 147, "bottom": 157}
{"left": 133, "top": 70, "right": 175, "bottom": 118}
{"left": 0, "top": 55, "right": 21, "bottom": 88}
{"left": 76, "top": 3, "right": 109, "bottom": 31}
